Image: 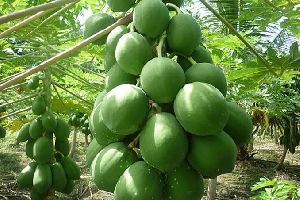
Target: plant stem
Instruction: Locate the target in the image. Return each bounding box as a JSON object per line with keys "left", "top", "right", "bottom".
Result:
{"left": 27, "top": 2, "right": 77, "bottom": 36}
{"left": 187, "top": 57, "right": 197, "bottom": 65}
{"left": 0, "top": 94, "right": 38, "bottom": 108}
{"left": 0, "top": 13, "right": 133, "bottom": 91}
{"left": 0, "top": 10, "right": 53, "bottom": 39}
{"left": 0, "top": 0, "right": 78, "bottom": 25}
{"left": 156, "top": 32, "right": 167, "bottom": 57}
{"left": 166, "top": 3, "right": 181, "bottom": 13}
{"left": 0, "top": 107, "right": 31, "bottom": 120}
{"left": 198, "top": 0, "right": 278, "bottom": 76}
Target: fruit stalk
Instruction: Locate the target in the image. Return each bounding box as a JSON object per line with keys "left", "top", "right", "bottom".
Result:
{"left": 156, "top": 32, "right": 167, "bottom": 57}
{"left": 166, "top": 3, "right": 181, "bottom": 13}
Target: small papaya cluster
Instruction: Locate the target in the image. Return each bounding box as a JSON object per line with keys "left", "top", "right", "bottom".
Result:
{"left": 69, "top": 112, "right": 91, "bottom": 135}
{"left": 16, "top": 94, "right": 80, "bottom": 199}
{"left": 84, "top": 0, "right": 253, "bottom": 199}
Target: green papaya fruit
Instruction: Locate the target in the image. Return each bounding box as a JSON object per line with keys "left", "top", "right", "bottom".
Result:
{"left": 32, "top": 96, "right": 46, "bottom": 115}
{"left": 104, "top": 52, "right": 116, "bottom": 72}
{"left": 30, "top": 188, "right": 45, "bottom": 200}
{"left": 33, "top": 136, "right": 54, "bottom": 164}
{"left": 174, "top": 82, "right": 228, "bottom": 135}
{"left": 42, "top": 111, "right": 57, "bottom": 132}
{"left": 100, "top": 84, "right": 149, "bottom": 135}
{"left": 165, "top": 162, "right": 204, "bottom": 200}
{"left": 224, "top": 102, "right": 253, "bottom": 146}
{"left": 54, "top": 118, "right": 70, "bottom": 141}
{"left": 51, "top": 162, "right": 67, "bottom": 192}
{"left": 83, "top": 13, "right": 116, "bottom": 45}
{"left": 185, "top": 63, "right": 227, "bottom": 96}
{"left": 60, "top": 156, "right": 81, "bottom": 180}
{"left": 61, "top": 179, "right": 75, "bottom": 194}
{"left": 177, "top": 45, "right": 214, "bottom": 70}
{"left": 93, "top": 90, "right": 107, "bottom": 109}
{"left": 114, "top": 161, "right": 164, "bottom": 200}
{"left": 167, "top": 13, "right": 201, "bottom": 55}
{"left": 17, "top": 162, "right": 37, "bottom": 188}
{"left": 106, "top": 25, "right": 129, "bottom": 55}
{"left": 105, "top": 63, "right": 137, "bottom": 91}
{"left": 107, "top": 0, "right": 135, "bottom": 12}
{"left": 140, "top": 112, "right": 188, "bottom": 171}
{"left": 27, "top": 75, "right": 40, "bottom": 90}
{"left": 140, "top": 57, "right": 185, "bottom": 103}
{"left": 29, "top": 117, "right": 44, "bottom": 139}
{"left": 86, "top": 138, "right": 103, "bottom": 167}
{"left": 55, "top": 139, "right": 70, "bottom": 156}
{"left": 33, "top": 164, "right": 52, "bottom": 194}
{"left": 133, "top": 0, "right": 170, "bottom": 38}
{"left": 91, "top": 142, "right": 138, "bottom": 192}
{"left": 89, "top": 104, "right": 125, "bottom": 146}
{"left": 16, "top": 123, "right": 30, "bottom": 143}
{"left": 26, "top": 138, "right": 35, "bottom": 159}
{"left": 187, "top": 132, "right": 237, "bottom": 178}
{"left": 115, "top": 32, "right": 153, "bottom": 75}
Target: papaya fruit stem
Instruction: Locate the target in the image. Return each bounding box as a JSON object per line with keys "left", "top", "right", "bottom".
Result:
{"left": 128, "top": 134, "right": 140, "bottom": 148}
{"left": 156, "top": 32, "right": 167, "bottom": 57}
{"left": 129, "top": 22, "right": 135, "bottom": 32}
{"left": 166, "top": 3, "right": 181, "bottom": 14}
{"left": 187, "top": 57, "right": 197, "bottom": 65}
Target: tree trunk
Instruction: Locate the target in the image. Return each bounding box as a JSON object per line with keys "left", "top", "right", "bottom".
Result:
{"left": 84, "top": 134, "right": 89, "bottom": 147}
{"left": 69, "top": 127, "right": 78, "bottom": 158}
{"left": 207, "top": 177, "right": 217, "bottom": 200}
{"left": 275, "top": 145, "right": 288, "bottom": 170}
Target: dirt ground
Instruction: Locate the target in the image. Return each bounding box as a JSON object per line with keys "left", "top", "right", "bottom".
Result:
{"left": 0, "top": 133, "right": 299, "bottom": 200}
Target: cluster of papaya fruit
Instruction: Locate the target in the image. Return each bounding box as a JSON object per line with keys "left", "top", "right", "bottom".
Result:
{"left": 84, "top": 0, "right": 253, "bottom": 199}
{"left": 69, "top": 112, "right": 91, "bottom": 136}
{"left": 16, "top": 90, "right": 80, "bottom": 199}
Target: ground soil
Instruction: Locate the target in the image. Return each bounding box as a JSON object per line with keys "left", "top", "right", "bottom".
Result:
{"left": 0, "top": 133, "right": 299, "bottom": 200}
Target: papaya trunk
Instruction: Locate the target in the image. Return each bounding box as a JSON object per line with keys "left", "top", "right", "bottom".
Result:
{"left": 69, "top": 127, "right": 78, "bottom": 158}
{"left": 275, "top": 145, "right": 288, "bottom": 170}
{"left": 84, "top": 134, "right": 89, "bottom": 147}
{"left": 207, "top": 177, "right": 217, "bottom": 200}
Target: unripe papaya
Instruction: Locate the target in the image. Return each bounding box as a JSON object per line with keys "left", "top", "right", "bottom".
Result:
{"left": 60, "top": 156, "right": 81, "bottom": 180}
{"left": 167, "top": 13, "right": 201, "bottom": 55}
{"left": 33, "top": 136, "right": 54, "bottom": 164}
{"left": 42, "top": 111, "right": 57, "bottom": 132}
{"left": 16, "top": 123, "right": 30, "bottom": 143}
{"left": 27, "top": 75, "right": 40, "bottom": 90}
{"left": 106, "top": 25, "right": 129, "bottom": 55}
{"left": 93, "top": 90, "right": 107, "bottom": 109}
{"left": 134, "top": 0, "right": 170, "bottom": 38}
{"left": 17, "top": 162, "right": 37, "bottom": 188}
{"left": 115, "top": 32, "right": 152, "bottom": 75}
{"left": 86, "top": 138, "right": 103, "bottom": 167}
{"left": 55, "top": 139, "right": 70, "bottom": 156}
{"left": 54, "top": 118, "right": 70, "bottom": 141}
{"left": 105, "top": 64, "right": 137, "bottom": 92}
{"left": 51, "top": 162, "right": 67, "bottom": 192}
{"left": 32, "top": 96, "right": 46, "bottom": 115}
{"left": 107, "top": 0, "right": 135, "bottom": 12}
{"left": 26, "top": 138, "right": 35, "bottom": 159}
{"left": 140, "top": 57, "right": 185, "bottom": 103}
{"left": 33, "top": 164, "right": 52, "bottom": 194}
{"left": 29, "top": 117, "right": 43, "bottom": 139}
{"left": 83, "top": 13, "right": 115, "bottom": 45}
